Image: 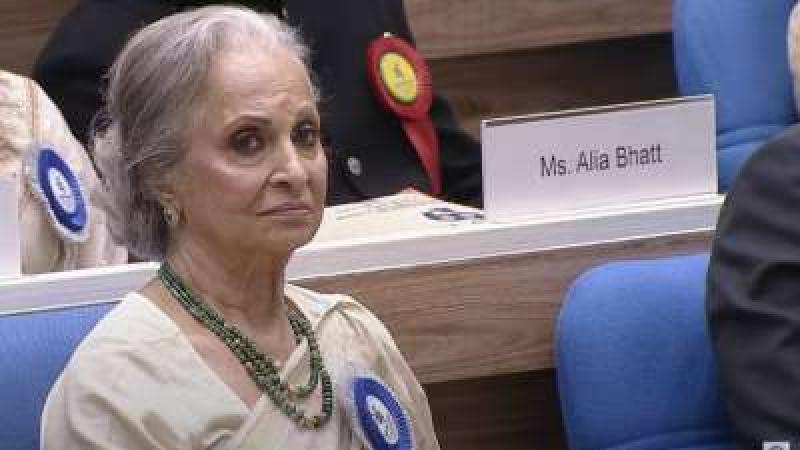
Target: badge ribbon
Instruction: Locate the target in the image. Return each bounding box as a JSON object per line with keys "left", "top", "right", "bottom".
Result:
{"left": 347, "top": 373, "right": 414, "bottom": 450}
{"left": 26, "top": 146, "right": 89, "bottom": 243}
{"left": 367, "top": 33, "right": 442, "bottom": 197}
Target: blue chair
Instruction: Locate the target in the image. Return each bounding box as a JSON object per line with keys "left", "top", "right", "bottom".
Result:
{"left": 0, "top": 302, "right": 116, "bottom": 450}
{"left": 673, "top": 0, "right": 798, "bottom": 192}
{"left": 555, "top": 254, "right": 739, "bottom": 450}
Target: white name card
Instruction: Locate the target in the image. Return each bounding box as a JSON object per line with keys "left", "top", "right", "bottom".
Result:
{"left": 480, "top": 96, "right": 717, "bottom": 220}
{"left": 0, "top": 177, "right": 20, "bottom": 278}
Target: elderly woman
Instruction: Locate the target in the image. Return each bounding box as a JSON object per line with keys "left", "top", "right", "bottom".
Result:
{"left": 41, "top": 6, "right": 439, "bottom": 449}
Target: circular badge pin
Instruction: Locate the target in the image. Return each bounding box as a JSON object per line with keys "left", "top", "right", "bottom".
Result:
{"left": 367, "top": 33, "right": 441, "bottom": 197}
{"left": 26, "top": 146, "right": 89, "bottom": 242}
{"left": 379, "top": 51, "right": 419, "bottom": 105}
{"left": 346, "top": 373, "right": 414, "bottom": 450}
{"left": 367, "top": 33, "right": 432, "bottom": 120}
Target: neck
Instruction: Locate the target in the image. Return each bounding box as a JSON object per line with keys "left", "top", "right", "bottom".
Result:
{"left": 164, "top": 234, "right": 292, "bottom": 332}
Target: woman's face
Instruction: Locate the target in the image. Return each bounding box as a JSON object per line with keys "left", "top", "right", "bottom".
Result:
{"left": 168, "top": 47, "right": 327, "bottom": 257}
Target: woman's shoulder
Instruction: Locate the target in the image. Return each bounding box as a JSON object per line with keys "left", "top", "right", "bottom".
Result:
{"left": 48, "top": 290, "right": 236, "bottom": 411}
{"left": 286, "top": 284, "right": 383, "bottom": 327}
{"left": 286, "top": 285, "right": 415, "bottom": 388}
{"left": 286, "top": 284, "right": 397, "bottom": 349}
{"left": 79, "top": 292, "right": 182, "bottom": 348}
{"left": 59, "top": 292, "right": 187, "bottom": 381}
{"left": 42, "top": 293, "right": 250, "bottom": 449}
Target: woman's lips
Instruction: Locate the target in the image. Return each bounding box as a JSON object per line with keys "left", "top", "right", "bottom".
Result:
{"left": 258, "top": 202, "right": 313, "bottom": 216}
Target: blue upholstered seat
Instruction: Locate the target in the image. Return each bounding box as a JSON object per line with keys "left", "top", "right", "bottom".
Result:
{"left": 555, "top": 254, "right": 739, "bottom": 450}
{"left": 673, "top": 0, "right": 797, "bottom": 192}
{"left": 0, "top": 302, "right": 115, "bottom": 450}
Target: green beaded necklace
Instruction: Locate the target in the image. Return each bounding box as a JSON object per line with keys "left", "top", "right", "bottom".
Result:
{"left": 158, "top": 263, "right": 334, "bottom": 429}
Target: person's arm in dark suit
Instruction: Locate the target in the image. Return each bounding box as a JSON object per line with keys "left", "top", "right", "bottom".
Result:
{"left": 708, "top": 124, "right": 800, "bottom": 448}
{"left": 428, "top": 95, "right": 483, "bottom": 207}
{"left": 391, "top": 0, "right": 483, "bottom": 207}
{"left": 33, "top": 0, "right": 176, "bottom": 148}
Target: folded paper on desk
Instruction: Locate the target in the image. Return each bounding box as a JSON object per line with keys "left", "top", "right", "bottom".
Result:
{"left": 310, "top": 190, "right": 485, "bottom": 246}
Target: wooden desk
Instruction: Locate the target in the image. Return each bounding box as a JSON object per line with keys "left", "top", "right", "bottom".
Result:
{"left": 301, "top": 229, "right": 713, "bottom": 449}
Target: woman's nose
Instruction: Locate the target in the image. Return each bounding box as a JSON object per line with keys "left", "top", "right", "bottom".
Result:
{"left": 270, "top": 140, "right": 309, "bottom": 188}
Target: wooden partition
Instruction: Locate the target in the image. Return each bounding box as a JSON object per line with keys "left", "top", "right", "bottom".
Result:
{"left": 431, "top": 34, "right": 677, "bottom": 138}
{"left": 0, "top": 0, "right": 78, "bottom": 75}
{"left": 406, "top": 0, "right": 671, "bottom": 59}
{"left": 1, "top": 0, "right": 671, "bottom": 73}
{"left": 413, "top": 0, "right": 677, "bottom": 139}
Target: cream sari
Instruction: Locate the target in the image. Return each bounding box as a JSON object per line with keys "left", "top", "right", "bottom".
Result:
{"left": 41, "top": 286, "right": 439, "bottom": 449}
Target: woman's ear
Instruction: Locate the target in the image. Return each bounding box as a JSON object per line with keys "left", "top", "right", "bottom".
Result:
{"left": 155, "top": 185, "right": 183, "bottom": 228}
{"left": 158, "top": 191, "right": 177, "bottom": 208}
{"left": 145, "top": 183, "right": 177, "bottom": 222}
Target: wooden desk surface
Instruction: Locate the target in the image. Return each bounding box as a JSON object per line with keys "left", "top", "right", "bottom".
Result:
{"left": 301, "top": 230, "right": 713, "bottom": 385}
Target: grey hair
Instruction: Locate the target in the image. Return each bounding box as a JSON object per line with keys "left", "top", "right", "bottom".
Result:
{"left": 93, "top": 5, "right": 315, "bottom": 260}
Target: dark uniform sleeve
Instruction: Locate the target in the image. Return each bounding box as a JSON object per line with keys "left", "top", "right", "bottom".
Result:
{"left": 391, "top": 0, "right": 482, "bottom": 207}
{"left": 707, "top": 124, "right": 800, "bottom": 448}
{"left": 32, "top": 0, "right": 176, "bottom": 148}
{"left": 428, "top": 93, "right": 483, "bottom": 207}
{"left": 289, "top": 0, "right": 482, "bottom": 206}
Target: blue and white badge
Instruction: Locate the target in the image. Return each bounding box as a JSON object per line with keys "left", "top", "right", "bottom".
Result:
{"left": 26, "top": 146, "right": 89, "bottom": 242}
{"left": 346, "top": 373, "right": 414, "bottom": 450}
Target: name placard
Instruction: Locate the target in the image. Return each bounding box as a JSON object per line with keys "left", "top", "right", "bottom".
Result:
{"left": 480, "top": 96, "right": 716, "bottom": 220}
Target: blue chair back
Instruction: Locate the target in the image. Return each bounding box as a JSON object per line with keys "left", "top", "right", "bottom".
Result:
{"left": 673, "top": 0, "right": 797, "bottom": 191}
{"left": 0, "top": 303, "right": 115, "bottom": 450}
{"left": 555, "top": 254, "right": 738, "bottom": 450}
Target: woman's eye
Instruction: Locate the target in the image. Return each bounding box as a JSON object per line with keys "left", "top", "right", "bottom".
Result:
{"left": 291, "top": 124, "right": 320, "bottom": 149}
{"left": 230, "top": 129, "right": 265, "bottom": 156}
